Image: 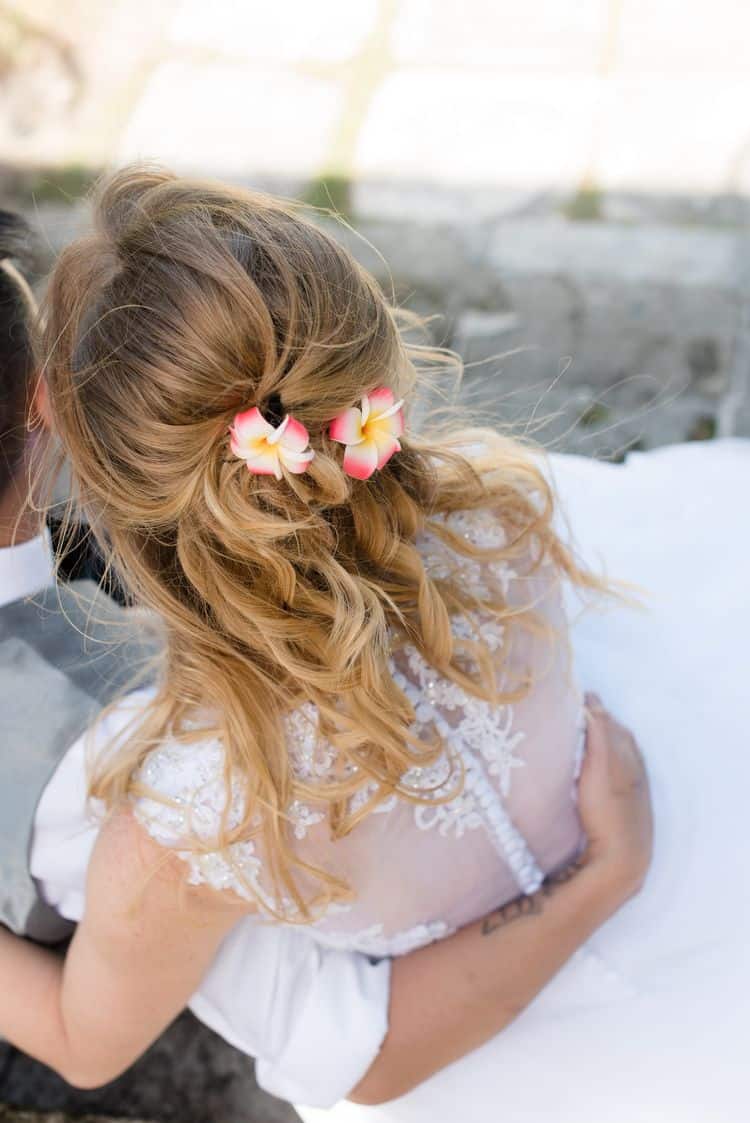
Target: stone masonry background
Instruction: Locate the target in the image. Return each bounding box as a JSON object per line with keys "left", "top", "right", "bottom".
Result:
{"left": 3, "top": 0, "right": 750, "bottom": 459}
{"left": 2, "top": 2, "right": 750, "bottom": 1122}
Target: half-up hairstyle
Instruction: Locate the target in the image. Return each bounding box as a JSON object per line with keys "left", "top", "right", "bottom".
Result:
{"left": 39, "top": 166, "right": 601, "bottom": 919}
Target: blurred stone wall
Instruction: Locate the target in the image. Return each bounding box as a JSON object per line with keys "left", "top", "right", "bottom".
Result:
{"left": 3, "top": 0, "right": 750, "bottom": 459}
{"left": 10, "top": 189, "right": 750, "bottom": 461}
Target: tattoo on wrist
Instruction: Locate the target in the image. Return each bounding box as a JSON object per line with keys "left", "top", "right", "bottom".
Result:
{"left": 481, "top": 858, "right": 586, "bottom": 937}
{"left": 481, "top": 894, "right": 541, "bottom": 935}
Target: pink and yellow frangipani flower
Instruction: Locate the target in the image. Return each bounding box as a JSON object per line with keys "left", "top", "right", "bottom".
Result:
{"left": 328, "top": 387, "right": 405, "bottom": 480}
{"left": 230, "top": 407, "right": 315, "bottom": 480}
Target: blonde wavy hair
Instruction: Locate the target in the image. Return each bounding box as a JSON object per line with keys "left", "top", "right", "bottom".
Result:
{"left": 39, "top": 166, "right": 600, "bottom": 919}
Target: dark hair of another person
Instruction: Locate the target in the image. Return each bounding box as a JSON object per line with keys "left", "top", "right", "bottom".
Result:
{"left": 0, "top": 210, "right": 35, "bottom": 496}
{"left": 0, "top": 210, "right": 113, "bottom": 591}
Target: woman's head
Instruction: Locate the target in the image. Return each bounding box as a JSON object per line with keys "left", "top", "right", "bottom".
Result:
{"left": 40, "top": 164, "right": 448, "bottom": 713}
{"left": 41, "top": 166, "right": 414, "bottom": 526}
{"left": 40, "top": 166, "right": 592, "bottom": 917}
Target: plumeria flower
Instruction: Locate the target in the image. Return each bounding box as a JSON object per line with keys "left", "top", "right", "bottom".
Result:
{"left": 329, "top": 387, "right": 405, "bottom": 480}
{"left": 230, "top": 407, "right": 315, "bottom": 480}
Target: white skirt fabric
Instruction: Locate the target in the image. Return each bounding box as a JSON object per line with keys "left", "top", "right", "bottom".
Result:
{"left": 299, "top": 440, "right": 750, "bottom": 1123}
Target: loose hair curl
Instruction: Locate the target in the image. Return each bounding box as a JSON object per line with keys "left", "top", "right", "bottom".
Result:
{"left": 39, "top": 166, "right": 601, "bottom": 919}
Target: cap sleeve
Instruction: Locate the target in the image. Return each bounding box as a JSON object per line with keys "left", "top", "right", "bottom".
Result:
{"left": 132, "top": 737, "right": 262, "bottom": 902}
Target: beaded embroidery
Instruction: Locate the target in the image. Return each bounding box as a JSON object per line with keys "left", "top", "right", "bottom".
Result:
{"left": 133, "top": 506, "right": 572, "bottom": 952}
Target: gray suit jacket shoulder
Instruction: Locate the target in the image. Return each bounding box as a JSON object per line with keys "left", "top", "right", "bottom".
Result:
{"left": 0, "top": 581, "right": 159, "bottom": 942}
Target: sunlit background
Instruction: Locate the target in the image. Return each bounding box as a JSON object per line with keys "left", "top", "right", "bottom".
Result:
{"left": 2, "top": 5, "right": 750, "bottom": 1121}
{"left": 3, "top": 0, "right": 750, "bottom": 457}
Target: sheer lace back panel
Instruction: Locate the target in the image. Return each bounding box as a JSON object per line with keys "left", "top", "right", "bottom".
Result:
{"left": 133, "top": 508, "right": 586, "bottom": 957}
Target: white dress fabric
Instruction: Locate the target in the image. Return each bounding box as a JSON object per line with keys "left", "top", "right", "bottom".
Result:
{"left": 130, "top": 505, "right": 587, "bottom": 957}
{"left": 30, "top": 440, "right": 750, "bottom": 1120}
{"left": 298, "top": 439, "right": 750, "bottom": 1123}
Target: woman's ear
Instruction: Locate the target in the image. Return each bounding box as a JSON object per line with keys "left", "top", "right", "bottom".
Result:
{"left": 32, "top": 374, "right": 54, "bottom": 433}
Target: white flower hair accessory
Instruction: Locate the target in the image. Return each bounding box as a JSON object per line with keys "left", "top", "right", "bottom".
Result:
{"left": 328, "top": 387, "right": 405, "bottom": 480}
{"left": 229, "top": 407, "right": 315, "bottom": 480}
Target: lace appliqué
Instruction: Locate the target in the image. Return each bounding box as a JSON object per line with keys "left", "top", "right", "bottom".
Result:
{"left": 315, "top": 918, "right": 454, "bottom": 957}
{"left": 348, "top": 781, "right": 399, "bottom": 817}
{"left": 285, "top": 703, "right": 336, "bottom": 782}
{"left": 421, "top": 508, "right": 517, "bottom": 599}
{"left": 133, "top": 505, "right": 549, "bottom": 923}
{"left": 133, "top": 739, "right": 272, "bottom": 904}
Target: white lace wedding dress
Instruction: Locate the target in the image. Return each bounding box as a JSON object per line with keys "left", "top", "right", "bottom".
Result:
{"left": 132, "top": 499, "right": 587, "bottom": 958}
{"left": 299, "top": 440, "right": 750, "bottom": 1123}
{"left": 31, "top": 440, "right": 750, "bottom": 1122}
